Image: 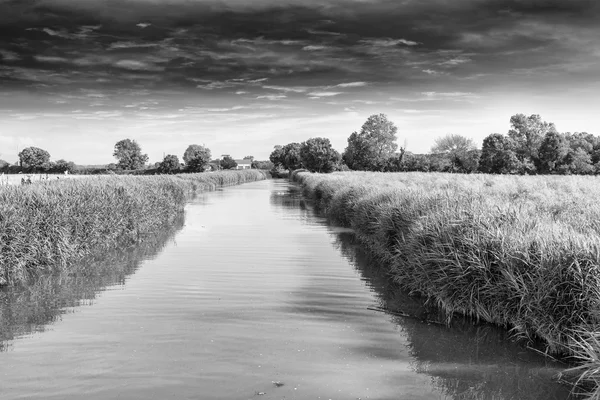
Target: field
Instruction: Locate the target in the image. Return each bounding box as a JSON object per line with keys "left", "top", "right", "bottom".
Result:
{"left": 0, "top": 170, "right": 267, "bottom": 286}
{"left": 293, "top": 170, "right": 600, "bottom": 396}
{"left": 0, "top": 173, "right": 88, "bottom": 186}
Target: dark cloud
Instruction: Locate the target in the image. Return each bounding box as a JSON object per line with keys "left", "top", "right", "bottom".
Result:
{"left": 0, "top": 0, "right": 598, "bottom": 96}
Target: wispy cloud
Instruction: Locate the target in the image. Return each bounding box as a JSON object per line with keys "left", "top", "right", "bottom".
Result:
{"left": 308, "top": 91, "right": 343, "bottom": 97}
{"left": 360, "top": 38, "right": 419, "bottom": 47}
{"left": 256, "top": 94, "right": 287, "bottom": 100}
{"left": 335, "top": 82, "right": 367, "bottom": 88}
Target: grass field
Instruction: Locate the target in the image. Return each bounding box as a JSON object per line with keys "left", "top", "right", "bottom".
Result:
{"left": 0, "top": 170, "right": 267, "bottom": 286}
{"left": 293, "top": 170, "right": 600, "bottom": 397}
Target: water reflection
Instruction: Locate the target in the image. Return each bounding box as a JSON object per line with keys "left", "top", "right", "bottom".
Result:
{"left": 0, "top": 215, "right": 184, "bottom": 352}
{"left": 274, "top": 182, "right": 578, "bottom": 400}
{"left": 332, "top": 223, "right": 580, "bottom": 399}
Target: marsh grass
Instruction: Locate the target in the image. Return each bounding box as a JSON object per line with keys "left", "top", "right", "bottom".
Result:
{"left": 0, "top": 170, "right": 267, "bottom": 286}
{"left": 293, "top": 170, "right": 600, "bottom": 396}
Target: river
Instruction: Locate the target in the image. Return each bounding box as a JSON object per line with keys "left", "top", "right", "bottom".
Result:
{"left": 0, "top": 179, "right": 579, "bottom": 399}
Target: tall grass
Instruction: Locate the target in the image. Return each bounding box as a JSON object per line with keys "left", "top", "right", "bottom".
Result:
{"left": 293, "top": 170, "right": 600, "bottom": 395}
{"left": 0, "top": 170, "right": 267, "bottom": 286}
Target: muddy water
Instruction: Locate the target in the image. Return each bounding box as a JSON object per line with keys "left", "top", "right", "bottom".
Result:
{"left": 0, "top": 179, "right": 579, "bottom": 399}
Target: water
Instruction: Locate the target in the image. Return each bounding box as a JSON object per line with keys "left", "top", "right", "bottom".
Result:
{"left": 0, "top": 179, "right": 579, "bottom": 399}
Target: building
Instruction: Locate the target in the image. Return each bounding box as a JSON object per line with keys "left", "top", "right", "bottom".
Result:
{"left": 235, "top": 159, "right": 252, "bottom": 170}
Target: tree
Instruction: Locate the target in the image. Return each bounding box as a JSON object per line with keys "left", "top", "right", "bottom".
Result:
{"left": 220, "top": 155, "right": 237, "bottom": 170}
{"left": 113, "top": 139, "right": 148, "bottom": 170}
{"left": 343, "top": 113, "right": 398, "bottom": 171}
{"left": 269, "top": 145, "right": 285, "bottom": 169}
{"left": 158, "top": 154, "right": 180, "bottom": 174}
{"left": 430, "top": 134, "right": 477, "bottom": 172}
{"left": 300, "top": 137, "right": 341, "bottom": 173}
{"left": 18, "top": 146, "right": 50, "bottom": 171}
{"left": 281, "top": 142, "right": 303, "bottom": 171}
{"left": 251, "top": 160, "right": 274, "bottom": 170}
{"left": 53, "top": 159, "right": 76, "bottom": 173}
{"left": 537, "top": 131, "right": 570, "bottom": 173}
{"left": 479, "top": 134, "right": 521, "bottom": 174}
{"left": 243, "top": 155, "right": 254, "bottom": 161}
{"left": 507, "top": 114, "right": 556, "bottom": 172}
{"left": 183, "top": 144, "right": 211, "bottom": 172}
{"left": 561, "top": 148, "right": 594, "bottom": 175}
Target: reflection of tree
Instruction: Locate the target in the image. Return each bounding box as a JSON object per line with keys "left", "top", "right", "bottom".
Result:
{"left": 0, "top": 215, "right": 184, "bottom": 352}
{"left": 269, "top": 183, "right": 314, "bottom": 223}
{"left": 332, "top": 232, "right": 579, "bottom": 400}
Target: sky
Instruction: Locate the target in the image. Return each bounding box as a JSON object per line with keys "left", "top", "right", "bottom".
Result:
{"left": 1, "top": 0, "right": 599, "bottom": 165}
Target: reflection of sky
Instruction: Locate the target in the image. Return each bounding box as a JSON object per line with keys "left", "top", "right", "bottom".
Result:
{"left": 1, "top": 0, "right": 599, "bottom": 164}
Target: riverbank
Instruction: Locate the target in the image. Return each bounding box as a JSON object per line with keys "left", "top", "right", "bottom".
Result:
{"left": 293, "top": 170, "right": 600, "bottom": 395}
{"left": 0, "top": 170, "right": 268, "bottom": 286}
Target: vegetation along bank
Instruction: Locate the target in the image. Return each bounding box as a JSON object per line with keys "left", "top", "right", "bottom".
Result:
{"left": 0, "top": 170, "right": 267, "bottom": 286}
{"left": 293, "top": 170, "right": 600, "bottom": 394}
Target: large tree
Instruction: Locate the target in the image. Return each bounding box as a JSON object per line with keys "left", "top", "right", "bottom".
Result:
{"left": 113, "top": 139, "right": 148, "bottom": 170}
{"left": 183, "top": 144, "right": 211, "bottom": 172}
{"left": 479, "top": 133, "right": 521, "bottom": 174}
{"left": 300, "top": 137, "right": 341, "bottom": 173}
{"left": 270, "top": 144, "right": 304, "bottom": 171}
{"left": 18, "top": 146, "right": 51, "bottom": 171}
{"left": 537, "top": 131, "right": 570, "bottom": 174}
{"left": 343, "top": 113, "right": 398, "bottom": 171}
{"left": 508, "top": 114, "right": 556, "bottom": 171}
{"left": 269, "top": 145, "right": 284, "bottom": 169}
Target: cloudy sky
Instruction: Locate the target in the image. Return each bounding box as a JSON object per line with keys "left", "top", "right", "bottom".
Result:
{"left": 1, "top": 0, "right": 599, "bottom": 164}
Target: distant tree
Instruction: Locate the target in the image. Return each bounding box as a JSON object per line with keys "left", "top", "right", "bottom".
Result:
{"left": 158, "top": 154, "right": 180, "bottom": 174}
{"left": 183, "top": 144, "right": 211, "bottom": 172}
{"left": 430, "top": 134, "right": 478, "bottom": 172}
{"left": 299, "top": 137, "right": 341, "bottom": 173}
{"left": 564, "top": 132, "right": 597, "bottom": 174}
{"left": 479, "top": 134, "right": 521, "bottom": 174}
{"left": 0, "top": 159, "right": 9, "bottom": 171}
{"left": 281, "top": 142, "right": 303, "bottom": 171}
{"left": 508, "top": 114, "right": 557, "bottom": 172}
{"left": 251, "top": 160, "right": 274, "bottom": 170}
{"left": 560, "top": 148, "right": 594, "bottom": 175}
{"left": 113, "top": 139, "right": 148, "bottom": 170}
{"left": 343, "top": 114, "right": 398, "bottom": 171}
{"left": 18, "top": 146, "right": 51, "bottom": 171}
{"left": 243, "top": 155, "right": 254, "bottom": 161}
{"left": 53, "top": 159, "right": 76, "bottom": 173}
{"left": 220, "top": 155, "right": 238, "bottom": 170}
{"left": 538, "top": 131, "right": 570, "bottom": 174}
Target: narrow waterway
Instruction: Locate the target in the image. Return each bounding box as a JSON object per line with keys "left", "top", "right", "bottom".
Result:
{"left": 0, "top": 179, "right": 578, "bottom": 399}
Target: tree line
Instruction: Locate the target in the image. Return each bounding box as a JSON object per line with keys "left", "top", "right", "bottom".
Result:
{"left": 271, "top": 113, "right": 600, "bottom": 175}
{"left": 0, "top": 139, "right": 273, "bottom": 175}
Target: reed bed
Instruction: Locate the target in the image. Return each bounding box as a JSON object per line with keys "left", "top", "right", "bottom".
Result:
{"left": 0, "top": 170, "right": 267, "bottom": 286}
{"left": 293, "top": 170, "right": 600, "bottom": 396}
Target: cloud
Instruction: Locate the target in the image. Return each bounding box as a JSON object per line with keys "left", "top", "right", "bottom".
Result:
{"left": 109, "top": 42, "right": 161, "bottom": 50}
{"left": 0, "top": 50, "right": 21, "bottom": 61}
{"left": 262, "top": 85, "right": 307, "bottom": 93}
{"left": 360, "top": 38, "right": 418, "bottom": 47}
{"left": 335, "top": 82, "right": 367, "bottom": 88}
{"left": 302, "top": 45, "right": 328, "bottom": 51}
{"left": 308, "top": 91, "right": 343, "bottom": 97}
{"left": 256, "top": 94, "right": 287, "bottom": 100}
{"left": 136, "top": 23, "right": 151, "bottom": 29}
{"left": 34, "top": 55, "right": 69, "bottom": 63}
{"left": 114, "top": 59, "right": 164, "bottom": 71}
